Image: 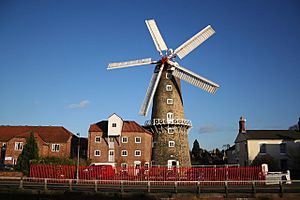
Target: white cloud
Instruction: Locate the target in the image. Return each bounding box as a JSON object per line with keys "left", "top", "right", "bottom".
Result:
{"left": 68, "top": 100, "right": 90, "bottom": 109}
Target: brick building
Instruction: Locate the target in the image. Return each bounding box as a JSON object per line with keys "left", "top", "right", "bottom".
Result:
{"left": 0, "top": 126, "right": 78, "bottom": 165}
{"left": 88, "top": 113, "right": 152, "bottom": 169}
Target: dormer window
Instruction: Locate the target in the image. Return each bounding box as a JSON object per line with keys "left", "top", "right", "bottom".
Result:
{"left": 112, "top": 123, "right": 117, "bottom": 127}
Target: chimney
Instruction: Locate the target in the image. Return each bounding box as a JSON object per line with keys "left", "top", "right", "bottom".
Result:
{"left": 239, "top": 116, "right": 246, "bottom": 133}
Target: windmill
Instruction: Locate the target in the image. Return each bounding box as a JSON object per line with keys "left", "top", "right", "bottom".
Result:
{"left": 108, "top": 19, "right": 219, "bottom": 167}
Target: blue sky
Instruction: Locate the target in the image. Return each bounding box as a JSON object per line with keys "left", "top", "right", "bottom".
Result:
{"left": 0, "top": 0, "right": 299, "bottom": 150}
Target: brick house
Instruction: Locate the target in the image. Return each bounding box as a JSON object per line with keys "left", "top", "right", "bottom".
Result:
{"left": 0, "top": 126, "right": 78, "bottom": 165}
{"left": 88, "top": 113, "right": 152, "bottom": 169}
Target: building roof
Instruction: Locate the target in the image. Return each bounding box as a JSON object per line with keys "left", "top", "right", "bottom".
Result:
{"left": 0, "top": 126, "right": 74, "bottom": 143}
{"left": 235, "top": 130, "right": 300, "bottom": 143}
{"left": 89, "top": 120, "right": 152, "bottom": 135}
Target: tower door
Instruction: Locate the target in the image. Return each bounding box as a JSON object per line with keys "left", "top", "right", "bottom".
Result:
{"left": 167, "top": 159, "right": 178, "bottom": 169}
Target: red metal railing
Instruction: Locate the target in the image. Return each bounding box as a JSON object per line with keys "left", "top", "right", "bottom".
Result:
{"left": 30, "top": 165, "right": 264, "bottom": 182}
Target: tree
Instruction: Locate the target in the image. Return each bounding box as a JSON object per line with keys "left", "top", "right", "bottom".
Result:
{"left": 250, "top": 154, "right": 277, "bottom": 171}
{"left": 16, "top": 132, "right": 39, "bottom": 176}
{"left": 192, "top": 139, "right": 201, "bottom": 158}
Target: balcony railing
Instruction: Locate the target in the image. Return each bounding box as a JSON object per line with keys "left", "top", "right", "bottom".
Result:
{"left": 144, "top": 118, "right": 192, "bottom": 127}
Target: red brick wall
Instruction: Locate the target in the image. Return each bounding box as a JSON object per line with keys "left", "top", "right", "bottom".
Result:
{"left": 2, "top": 135, "right": 73, "bottom": 165}
{"left": 88, "top": 131, "right": 152, "bottom": 167}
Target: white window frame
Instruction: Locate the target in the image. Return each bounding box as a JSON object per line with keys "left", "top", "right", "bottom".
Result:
{"left": 168, "top": 127, "right": 174, "bottom": 134}
{"left": 169, "top": 141, "right": 175, "bottom": 147}
{"left": 95, "top": 136, "right": 101, "bottom": 143}
{"left": 121, "top": 163, "right": 128, "bottom": 169}
{"left": 166, "top": 85, "right": 172, "bottom": 91}
{"left": 94, "top": 150, "right": 101, "bottom": 156}
{"left": 135, "top": 137, "right": 141, "bottom": 143}
{"left": 122, "top": 136, "right": 128, "bottom": 143}
{"left": 51, "top": 144, "right": 60, "bottom": 152}
{"left": 167, "top": 98, "right": 173, "bottom": 105}
{"left": 280, "top": 143, "right": 287, "bottom": 154}
{"left": 14, "top": 142, "right": 23, "bottom": 151}
{"left": 135, "top": 150, "right": 141, "bottom": 157}
{"left": 121, "top": 150, "right": 128, "bottom": 157}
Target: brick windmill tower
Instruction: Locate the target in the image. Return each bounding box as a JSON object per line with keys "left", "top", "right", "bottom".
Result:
{"left": 108, "top": 19, "right": 219, "bottom": 168}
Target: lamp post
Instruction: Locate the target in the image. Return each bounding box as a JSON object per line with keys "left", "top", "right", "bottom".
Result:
{"left": 76, "top": 133, "right": 80, "bottom": 182}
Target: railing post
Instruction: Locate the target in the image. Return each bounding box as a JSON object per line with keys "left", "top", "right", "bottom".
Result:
{"left": 120, "top": 180, "right": 124, "bottom": 193}
{"left": 147, "top": 181, "right": 151, "bottom": 193}
{"left": 224, "top": 181, "right": 228, "bottom": 198}
{"left": 252, "top": 181, "right": 256, "bottom": 196}
{"left": 44, "top": 179, "right": 48, "bottom": 191}
{"left": 69, "top": 179, "right": 72, "bottom": 191}
{"left": 19, "top": 177, "right": 24, "bottom": 190}
{"left": 174, "top": 181, "right": 178, "bottom": 193}
{"left": 94, "top": 180, "right": 97, "bottom": 192}
{"left": 197, "top": 181, "right": 201, "bottom": 194}
{"left": 279, "top": 180, "right": 284, "bottom": 197}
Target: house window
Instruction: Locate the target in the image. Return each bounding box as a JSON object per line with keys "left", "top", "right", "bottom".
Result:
{"left": 121, "top": 150, "right": 128, "bottom": 156}
{"left": 14, "top": 142, "right": 23, "bottom": 151}
{"left": 94, "top": 150, "right": 101, "bottom": 156}
{"left": 168, "top": 128, "right": 174, "bottom": 134}
{"left": 167, "top": 99, "right": 173, "bottom": 105}
{"left": 112, "top": 123, "right": 117, "bottom": 127}
{"left": 280, "top": 143, "right": 287, "bottom": 154}
{"left": 122, "top": 136, "right": 128, "bottom": 143}
{"left": 144, "top": 162, "right": 149, "bottom": 169}
{"left": 135, "top": 137, "right": 141, "bottom": 143}
{"left": 166, "top": 85, "right": 172, "bottom": 91}
{"left": 51, "top": 144, "right": 60, "bottom": 152}
{"left": 135, "top": 150, "right": 141, "bottom": 156}
{"left": 121, "top": 163, "right": 128, "bottom": 169}
{"left": 260, "top": 143, "right": 266, "bottom": 154}
{"left": 169, "top": 141, "right": 175, "bottom": 147}
{"left": 95, "top": 136, "right": 101, "bottom": 143}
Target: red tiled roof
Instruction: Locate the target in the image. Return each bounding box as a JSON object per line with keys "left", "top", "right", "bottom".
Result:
{"left": 89, "top": 121, "right": 152, "bottom": 135}
{"left": 0, "top": 126, "right": 74, "bottom": 143}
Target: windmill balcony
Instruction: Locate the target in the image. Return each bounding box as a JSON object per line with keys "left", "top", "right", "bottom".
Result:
{"left": 144, "top": 118, "right": 192, "bottom": 127}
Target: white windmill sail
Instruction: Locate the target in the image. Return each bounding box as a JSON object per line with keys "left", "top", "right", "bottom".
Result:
{"left": 107, "top": 58, "right": 153, "bottom": 70}
{"left": 169, "top": 61, "right": 219, "bottom": 94}
{"left": 145, "top": 19, "right": 168, "bottom": 55}
{"left": 139, "top": 64, "right": 164, "bottom": 116}
{"left": 173, "top": 25, "right": 215, "bottom": 59}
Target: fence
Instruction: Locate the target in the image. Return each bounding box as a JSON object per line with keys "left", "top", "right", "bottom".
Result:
{"left": 0, "top": 176, "right": 299, "bottom": 196}
{"left": 30, "top": 165, "right": 264, "bottom": 182}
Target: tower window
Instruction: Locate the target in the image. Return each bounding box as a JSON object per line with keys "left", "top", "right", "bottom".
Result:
{"left": 169, "top": 141, "right": 175, "bottom": 147}
{"left": 168, "top": 128, "right": 174, "bottom": 134}
{"left": 166, "top": 85, "right": 172, "bottom": 91}
{"left": 112, "top": 123, "right": 117, "bottom": 127}
{"left": 167, "top": 112, "right": 174, "bottom": 123}
{"left": 167, "top": 99, "right": 173, "bottom": 104}
{"left": 166, "top": 72, "right": 172, "bottom": 79}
